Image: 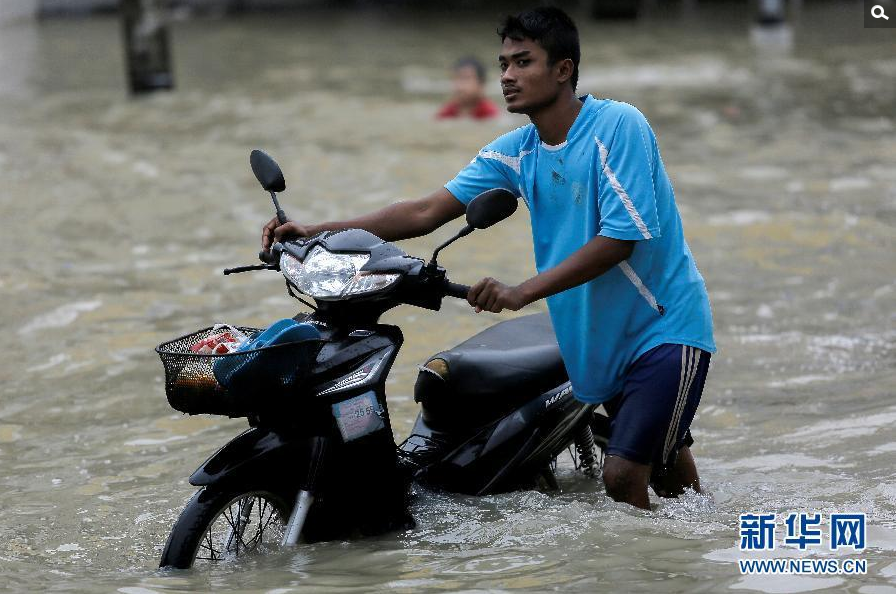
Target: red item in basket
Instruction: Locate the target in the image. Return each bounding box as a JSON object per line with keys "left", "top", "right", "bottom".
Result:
{"left": 190, "top": 331, "right": 240, "bottom": 355}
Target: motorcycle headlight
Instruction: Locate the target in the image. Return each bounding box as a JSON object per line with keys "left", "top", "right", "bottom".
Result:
{"left": 280, "top": 246, "right": 400, "bottom": 300}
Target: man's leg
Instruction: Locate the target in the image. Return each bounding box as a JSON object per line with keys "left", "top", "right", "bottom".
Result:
{"left": 650, "top": 444, "right": 700, "bottom": 498}
{"left": 600, "top": 344, "right": 710, "bottom": 509}
{"left": 603, "top": 446, "right": 700, "bottom": 506}
{"left": 602, "top": 454, "right": 652, "bottom": 509}
{"left": 650, "top": 352, "right": 709, "bottom": 498}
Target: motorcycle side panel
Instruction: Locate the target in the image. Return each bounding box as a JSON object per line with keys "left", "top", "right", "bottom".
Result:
{"left": 408, "top": 382, "right": 593, "bottom": 495}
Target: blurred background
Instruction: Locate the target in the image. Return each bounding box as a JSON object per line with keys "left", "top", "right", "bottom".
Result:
{"left": 0, "top": 1, "right": 894, "bottom": 592}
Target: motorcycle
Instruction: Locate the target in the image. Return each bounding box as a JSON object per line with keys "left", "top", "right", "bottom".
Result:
{"left": 155, "top": 150, "right": 610, "bottom": 569}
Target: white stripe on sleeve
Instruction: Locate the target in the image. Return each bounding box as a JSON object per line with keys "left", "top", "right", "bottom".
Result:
{"left": 595, "top": 136, "right": 652, "bottom": 239}
{"left": 479, "top": 149, "right": 532, "bottom": 175}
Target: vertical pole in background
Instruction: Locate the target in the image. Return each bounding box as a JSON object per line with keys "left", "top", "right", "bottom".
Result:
{"left": 756, "top": 0, "right": 787, "bottom": 25}
{"left": 120, "top": 0, "right": 174, "bottom": 94}
{"left": 750, "top": 0, "right": 793, "bottom": 59}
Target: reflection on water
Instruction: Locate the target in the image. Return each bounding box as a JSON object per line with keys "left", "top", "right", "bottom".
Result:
{"left": 0, "top": 3, "right": 894, "bottom": 592}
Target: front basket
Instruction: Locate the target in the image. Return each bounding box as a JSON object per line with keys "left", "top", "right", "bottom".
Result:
{"left": 155, "top": 326, "right": 322, "bottom": 417}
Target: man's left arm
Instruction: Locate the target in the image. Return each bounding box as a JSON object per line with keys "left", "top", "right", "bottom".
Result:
{"left": 467, "top": 236, "right": 634, "bottom": 313}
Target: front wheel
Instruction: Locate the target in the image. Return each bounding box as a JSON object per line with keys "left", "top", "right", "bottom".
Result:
{"left": 159, "top": 487, "right": 291, "bottom": 569}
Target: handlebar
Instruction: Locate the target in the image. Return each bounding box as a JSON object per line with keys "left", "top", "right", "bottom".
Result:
{"left": 444, "top": 281, "right": 471, "bottom": 300}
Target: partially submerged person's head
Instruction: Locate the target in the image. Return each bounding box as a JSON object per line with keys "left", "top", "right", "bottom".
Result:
{"left": 497, "top": 7, "right": 580, "bottom": 114}
{"left": 452, "top": 57, "right": 488, "bottom": 104}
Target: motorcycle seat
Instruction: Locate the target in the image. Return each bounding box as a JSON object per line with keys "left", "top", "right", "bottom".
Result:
{"left": 414, "top": 313, "right": 568, "bottom": 429}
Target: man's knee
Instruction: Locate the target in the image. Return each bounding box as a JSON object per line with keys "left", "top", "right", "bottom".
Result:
{"left": 602, "top": 461, "right": 630, "bottom": 499}
{"left": 602, "top": 455, "right": 650, "bottom": 505}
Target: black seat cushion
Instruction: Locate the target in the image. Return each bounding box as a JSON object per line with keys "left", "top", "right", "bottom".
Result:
{"left": 414, "top": 313, "right": 568, "bottom": 429}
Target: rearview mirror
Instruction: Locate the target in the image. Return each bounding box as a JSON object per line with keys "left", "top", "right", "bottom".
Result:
{"left": 250, "top": 149, "right": 286, "bottom": 193}
{"left": 465, "top": 188, "right": 518, "bottom": 230}
{"left": 427, "top": 188, "right": 518, "bottom": 268}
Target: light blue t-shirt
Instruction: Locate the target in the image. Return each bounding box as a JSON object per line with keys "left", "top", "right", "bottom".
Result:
{"left": 445, "top": 95, "right": 716, "bottom": 403}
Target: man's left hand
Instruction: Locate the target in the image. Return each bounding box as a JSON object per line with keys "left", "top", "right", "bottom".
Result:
{"left": 468, "top": 277, "right": 528, "bottom": 313}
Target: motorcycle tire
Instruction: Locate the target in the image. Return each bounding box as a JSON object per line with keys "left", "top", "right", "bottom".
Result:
{"left": 159, "top": 486, "right": 291, "bottom": 569}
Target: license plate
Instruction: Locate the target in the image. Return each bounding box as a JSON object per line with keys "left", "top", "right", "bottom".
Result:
{"left": 332, "top": 391, "right": 385, "bottom": 442}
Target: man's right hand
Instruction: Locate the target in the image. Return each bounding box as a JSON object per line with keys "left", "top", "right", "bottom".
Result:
{"left": 259, "top": 188, "right": 465, "bottom": 253}
{"left": 261, "top": 217, "right": 315, "bottom": 252}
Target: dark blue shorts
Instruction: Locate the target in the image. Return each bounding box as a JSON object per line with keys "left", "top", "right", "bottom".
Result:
{"left": 602, "top": 344, "right": 711, "bottom": 471}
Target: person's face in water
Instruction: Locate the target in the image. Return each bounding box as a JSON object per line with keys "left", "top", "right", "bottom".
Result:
{"left": 499, "top": 37, "right": 567, "bottom": 115}
{"left": 452, "top": 65, "right": 485, "bottom": 105}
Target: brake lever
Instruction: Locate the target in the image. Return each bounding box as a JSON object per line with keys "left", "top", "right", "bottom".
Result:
{"left": 223, "top": 264, "right": 279, "bottom": 275}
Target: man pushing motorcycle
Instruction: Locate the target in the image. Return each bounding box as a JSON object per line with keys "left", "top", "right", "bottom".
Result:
{"left": 261, "top": 7, "right": 716, "bottom": 510}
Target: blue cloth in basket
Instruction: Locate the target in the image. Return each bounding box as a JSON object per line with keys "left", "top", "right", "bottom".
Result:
{"left": 213, "top": 319, "right": 321, "bottom": 390}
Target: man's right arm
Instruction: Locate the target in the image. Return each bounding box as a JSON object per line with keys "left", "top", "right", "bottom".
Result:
{"left": 261, "top": 188, "right": 465, "bottom": 251}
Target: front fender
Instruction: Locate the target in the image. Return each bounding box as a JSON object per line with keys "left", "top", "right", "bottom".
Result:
{"left": 189, "top": 426, "right": 307, "bottom": 488}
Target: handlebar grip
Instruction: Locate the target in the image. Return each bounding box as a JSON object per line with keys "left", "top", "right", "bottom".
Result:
{"left": 444, "top": 281, "right": 471, "bottom": 300}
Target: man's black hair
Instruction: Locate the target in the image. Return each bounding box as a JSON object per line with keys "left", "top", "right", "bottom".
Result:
{"left": 454, "top": 56, "right": 487, "bottom": 83}
{"left": 497, "top": 6, "right": 580, "bottom": 91}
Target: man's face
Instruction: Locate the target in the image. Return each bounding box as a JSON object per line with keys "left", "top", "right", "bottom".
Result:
{"left": 499, "top": 37, "right": 560, "bottom": 114}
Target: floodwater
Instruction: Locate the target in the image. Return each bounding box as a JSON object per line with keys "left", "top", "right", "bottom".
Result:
{"left": 0, "top": 3, "right": 894, "bottom": 592}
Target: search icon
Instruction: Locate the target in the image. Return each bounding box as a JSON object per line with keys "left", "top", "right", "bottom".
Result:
{"left": 871, "top": 4, "right": 890, "bottom": 19}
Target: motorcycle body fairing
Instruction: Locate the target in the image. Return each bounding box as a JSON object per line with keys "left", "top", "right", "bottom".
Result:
{"left": 189, "top": 321, "right": 404, "bottom": 490}
{"left": 189, "top": 312, "right": 595, "bottom": 530}
{"left": 403, "top": 381, "right": 592, "bottom": 495}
